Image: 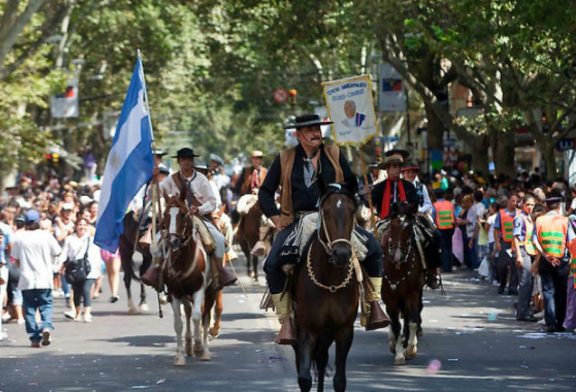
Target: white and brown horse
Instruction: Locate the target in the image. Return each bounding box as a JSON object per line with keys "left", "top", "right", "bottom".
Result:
{"left": 162, "top": 193, "right": 218, "bottom": 365}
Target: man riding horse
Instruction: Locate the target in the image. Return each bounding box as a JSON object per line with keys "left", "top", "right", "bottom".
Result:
{"left": 259, "top": 113, "right": 390, "bottom": 345}
{"left": 234, "top": 150, "right": 274, "bottom": 257}
{"left": 148, "top": 147, "right": 237, "bottom": 290}
{"left": 371, "top": 150, "right": 440, "bottom": 289}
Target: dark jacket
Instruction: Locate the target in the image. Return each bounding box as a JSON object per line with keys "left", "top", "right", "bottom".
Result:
{"left": 371, "top": 178, "right": 418, "bottom": 217}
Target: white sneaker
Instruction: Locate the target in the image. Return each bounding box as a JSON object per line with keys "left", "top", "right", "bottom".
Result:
{"left": 83, "top": 314, "right": 93, "bottom": 323}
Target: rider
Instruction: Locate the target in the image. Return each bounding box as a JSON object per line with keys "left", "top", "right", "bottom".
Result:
{"left": 401, "top": 160, "right": 441, "bottom": 289}
{"left": 259, "top": 113, "right": 390, "bottom": 345}
{"left": 159, "top": 147, "right": 237, "bottom": 289}
{"left": 234, "top": 150, "right": 273, "bottom": 256}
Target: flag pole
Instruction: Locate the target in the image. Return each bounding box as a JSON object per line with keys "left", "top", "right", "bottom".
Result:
{"left": 137, "top": 49, "right": 159, "bottom": 250}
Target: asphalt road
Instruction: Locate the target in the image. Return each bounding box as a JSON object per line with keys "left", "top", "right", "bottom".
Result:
{"left": 1, "top": 260, "right": 575, "bottom": 392}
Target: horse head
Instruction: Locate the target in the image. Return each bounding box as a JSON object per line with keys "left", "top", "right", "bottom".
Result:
{"left": 163, "top": 190, "right": 192, "bottom": 252}
{"left": 384, "top": 208, "right": 414, "bottom": 266}
{"left": 318, "top": 183, "right": 357, "bottom": 268}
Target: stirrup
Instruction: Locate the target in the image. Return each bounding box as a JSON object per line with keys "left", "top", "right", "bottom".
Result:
{"left": 365, "top": 300, "right": 390, "bottom": 331}
{"left": 276, "top": 317, "right": 296, "bottom": 345}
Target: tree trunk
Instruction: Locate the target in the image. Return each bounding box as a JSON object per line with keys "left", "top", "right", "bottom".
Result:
{"left": 495, "top": 131, "right": 515, "bottom": 177}
{"left": 424, "top": 101, "right": 443, "bottom": 151}
{"left": 469, "top": 134, "right": 489, "bottom": 175}
{"left": 542, "top": 143, "right": 558, "bottom": 179}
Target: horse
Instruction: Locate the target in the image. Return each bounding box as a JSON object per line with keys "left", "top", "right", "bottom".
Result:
{"left": 236, "top": 200, "right": 272, "bottom": 281}
{"left": 292, "top": 186, "right": 359, "bottom": 392}
{"left": 118, "top": 210, "right": 152, "bottom": 314}
{"left": 162, "top": 193, "right": 217, "bottom": 366}
{"left": 380, "top": 206, "right": 425, "bottom": 365}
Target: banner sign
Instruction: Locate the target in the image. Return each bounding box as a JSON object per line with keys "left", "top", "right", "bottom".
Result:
{"left": 378, "top": 63, "right": 407, "bottom": 112}
{"left": 322, "top": 74, "right": 378, "bottom": 146}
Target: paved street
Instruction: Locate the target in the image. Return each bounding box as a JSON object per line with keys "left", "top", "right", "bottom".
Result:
{"left": 1, "top": 261, "right": 576, "bottom": 392}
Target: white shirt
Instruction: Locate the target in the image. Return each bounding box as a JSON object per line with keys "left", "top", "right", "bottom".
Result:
{"left": 159, "top": 171, "right": 217, "bottom": 216}
{"left": 12, "top": 230, "right": 61, "bottom": 290}
{"left": 466, "top": 202, "right": 486, "bottom": 237}
{"left": 487, "top": 213, "right": 497, "bottom": 243}
{"left": 60, "top": 233, "right": 102, "bottom": 279}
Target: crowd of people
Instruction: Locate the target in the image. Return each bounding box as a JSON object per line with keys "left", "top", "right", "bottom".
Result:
{"left": 1, "top": 135, "right": 575, "bottom": 349}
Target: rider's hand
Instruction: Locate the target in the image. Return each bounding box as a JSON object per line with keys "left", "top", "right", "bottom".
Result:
{"left": 189, "top": 206, "right": 199, "bottom": 215}
{"left": 516, "top": 257, "right": 523, "bottom": 269}
{"left": 271, "top": 215, "right": 282, "bottom": 231}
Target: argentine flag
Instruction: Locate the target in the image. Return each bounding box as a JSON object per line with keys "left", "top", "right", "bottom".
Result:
{"left": 95, "top": 57, "right": 154, "bottom": 252}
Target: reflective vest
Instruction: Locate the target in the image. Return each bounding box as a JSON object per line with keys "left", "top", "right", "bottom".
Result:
{"left": 500, "top": 209, "right": 515, "bottom": 243}
{"left": 518, "top": 213, "right": 536, "bottom": 256}
{"left": 567, "top": 238, "right": 576, "bottom": 289}
{"left": 434, "top": 200, "right": 454, "bottom": 230}
{"left": 536, "top": 214, "right": 568, "bottom": 258}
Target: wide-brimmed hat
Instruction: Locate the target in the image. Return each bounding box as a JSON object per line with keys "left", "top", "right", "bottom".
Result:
{"left": 401, "top": 160, "right": 419, "bottom": 172}
{"left": 194, "top": 161, "right": 208, "bottom": 171}
{"left": 158, "top": 163, "right": 170, "bottom": 175}
{"left": 153, "top": 148, "right": 168, "bottom": 157}
{"left": 172, "top": 147, "right": 199, "bottom": 159}
{"left": 283, "top": 114, "right": 333, "bottom": 129}
{"left": 209, "top": 153, "right": 224, "bottom": 166}
{"left": 251, "top": 150, "right": 264, "bottom": 158}
{"left": 378, "top": 149, "right": 410, "bottom": 168}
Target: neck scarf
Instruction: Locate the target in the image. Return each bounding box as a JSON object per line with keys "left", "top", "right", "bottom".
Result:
{"left": 303, "top": 149, "right": 319, "bottom": 188}
{"left": 380, "top": 179, "right": 406, "bottom": 219}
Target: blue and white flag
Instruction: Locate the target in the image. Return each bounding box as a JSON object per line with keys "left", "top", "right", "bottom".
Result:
{"left": 95, "top": 57, "right": 154, "bottom": 252}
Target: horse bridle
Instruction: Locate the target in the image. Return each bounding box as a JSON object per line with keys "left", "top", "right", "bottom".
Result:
{"left": 165, "top": 208, "right": 194, "bottom": 251}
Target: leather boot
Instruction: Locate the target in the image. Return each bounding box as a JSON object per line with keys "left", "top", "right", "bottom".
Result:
{"left": 212, "top": 256, "right": 237, "bottom": 289}
{"left": 363, "top": 277, "right": 390, "bottom": 331}
{"left": 271, "top": 293, "right": 296, "bottom": 345}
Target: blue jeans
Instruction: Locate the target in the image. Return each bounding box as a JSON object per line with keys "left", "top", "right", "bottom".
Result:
{"left": 539, "top": 260, "right": 569, "bottom": 330}
{"left": 22, "top": 289, "right": 53, "bottom": 342}
{"left": 438, "top": 228, "right": 454, "bottom": 272}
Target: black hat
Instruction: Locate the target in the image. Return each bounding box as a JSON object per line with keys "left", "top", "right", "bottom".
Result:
{"left": 284, "top": 114, "right": 333, "bottom": 129}
{"left": 401, "top": 160, "right": 419, "bottom": 172}
{"left": 172, "top": 147, "right": 199, "bottom": 159}
{"left": 545, "top": 188, "right": 565, "bottom": 204}
{"left": 153, "top": 148, "right": 168, "bottom": 157}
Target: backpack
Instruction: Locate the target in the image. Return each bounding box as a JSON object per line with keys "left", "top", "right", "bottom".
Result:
{"left": 64, "top": 236, "right": 92, "bottom": 284}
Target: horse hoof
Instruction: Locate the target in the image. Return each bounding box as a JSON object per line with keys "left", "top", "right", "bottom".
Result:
{"left": 193, "top": 343, "right": 204, "bottom": 357}
{"left": 209, "top": 327, "right": 220, "bottom": 338}
{"left": 139, "top": 303, "right": 149, "bottom": 312}
{"left": 185, "top": 341, "right": 193, "bottom": 357}
{"left": 405, "top": 348, "right": 417, "bottom": 359}
{"left": 174, "top": 356, "right": 186, "bottom": 366}
{"left": 128, "top": 306, "right": 139, "bottom": 315}
{"left": 199, "top": 351, "right": 212, "bottom": 361}
{"left": 394, "top": 356, "right": 406, "bottom": 365}
{"left": 159, "top": 293, "right": 168, "bottom": 305}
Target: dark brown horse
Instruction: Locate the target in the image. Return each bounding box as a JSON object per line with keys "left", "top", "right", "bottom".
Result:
{"left": 380, "top": 208, "right": 425, "bottom": 365}
{"left": 162, "top": 194, "right": 217, "bottom": 366}
{"left": 236, "top": 201, "right": 272, "bottom": 281}
{"left": 293, "top": 186, "right": 359, "bottom": 392}
{"left": 118, "top": 210, "right": 152, "bottom": 314}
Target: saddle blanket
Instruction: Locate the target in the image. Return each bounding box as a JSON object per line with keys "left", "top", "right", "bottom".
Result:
{"left": 279, "top": 212, "right": 368, "bottom": 264}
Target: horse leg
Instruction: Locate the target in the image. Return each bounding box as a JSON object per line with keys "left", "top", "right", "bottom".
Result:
{"left": 387, "top": 305, "right": 400, "bottom": 353}
{"left": 333, "top": 327, "right": 353, "bottom": 392}
{"left": 138, "top": 283, "right": 149, "bottom": 312}
{"left": 201, "top": 290, "right": 216, "bottom": 361}
{"left": 251, "top": 255, "right": 259, "bottom": 282}
{"left": 297, "top": 331, "right": 315, "bottom": 392}
{"left": 388, "top": 307, "right": 405, "bottom": 365}
{"left": 192, "top": 288, "right": 209, "bottom": 360}
{"left": 184, "top": 301, "right": 193, "bottom": 357}
{"left": 124, "top": 270, "right": 138, "bottom": 315}
{"left": 171, "top": 299, "right": 186, "bottom": 366}
{"left": 417, "top": 290, "right": 423, "bottom": 337}
{"left": 405, "top": 295, "right": 421, "bottom": 359}
{"left": 209, "top": 290, "right": 223, "bottom": 337}
{"left": 315, "top": 335, "right": 331, "bottom": 392}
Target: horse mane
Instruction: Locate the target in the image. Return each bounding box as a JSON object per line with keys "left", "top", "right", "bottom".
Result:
{"left": 319, "top": 183, "right": 358, "bottom": 209}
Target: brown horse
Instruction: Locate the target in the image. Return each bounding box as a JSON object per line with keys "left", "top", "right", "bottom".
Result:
{"left": 236, "top": 201, "right": 272, "bottom": 281}
{"left": 380, "top": 208, "right": 425, "bottom": 365}
{"left": 162, "top": 194, "right": 217, "bottom": 366}
{"left": 293, "top": 186, "right": 359, "bottom": 392}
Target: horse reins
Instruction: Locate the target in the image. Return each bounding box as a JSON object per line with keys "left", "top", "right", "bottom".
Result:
{"left": 307, "top": 198, "right": 356, "bottom": 293}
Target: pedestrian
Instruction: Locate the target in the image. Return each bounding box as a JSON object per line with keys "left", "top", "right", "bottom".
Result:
{"left": 0, "top": 231, "right": 8, "bottom": 340}
{"left": 563, "top": 213, "right": 576, "bottom": 332}
{"left": 484, "top": 202, "right": 500, "bottom": 283}
{"left": 533, "top": 190, "right": 569, "bottom": 332}
{"left": 100, "top": 248, "right": 121, "bottom": 303}
{"left": 494, "top": 194, "right": 519, "bottom": 295}
{"left": 513, "top": 194, "right": 537, "bottom": 321}
{"left": 61, "top": 218, "right": 102, "bottom": 322}
{"left": 432, "top": 188, "right": 456, "bottom": 273}
{"left": 11, "top": 209, "right": 61, "bottom": 347}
